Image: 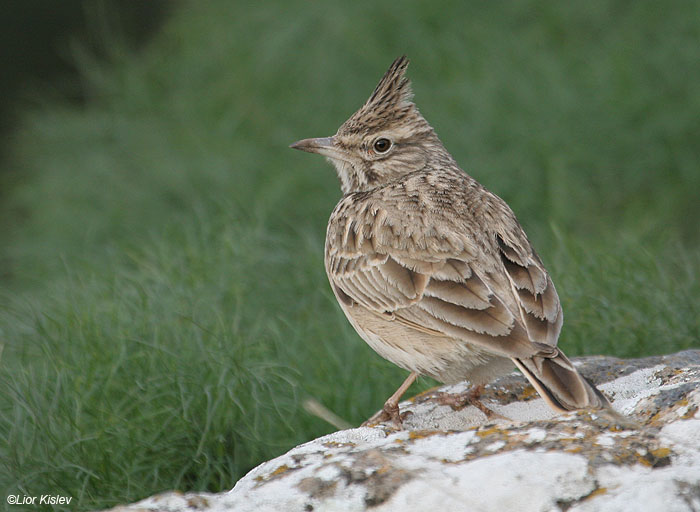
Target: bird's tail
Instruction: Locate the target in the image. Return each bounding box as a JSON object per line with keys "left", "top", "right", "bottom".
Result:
{"left": 512, "top": 349, "right": 610, "bottom": 412}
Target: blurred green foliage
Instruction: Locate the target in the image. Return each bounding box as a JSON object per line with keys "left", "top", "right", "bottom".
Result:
{"left": 1, "top": 1, "right": 699, "bottom": 510}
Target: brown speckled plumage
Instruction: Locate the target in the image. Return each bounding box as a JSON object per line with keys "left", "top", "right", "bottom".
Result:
{"left": 291, "top": 56, "right": 609, "bottom": 426}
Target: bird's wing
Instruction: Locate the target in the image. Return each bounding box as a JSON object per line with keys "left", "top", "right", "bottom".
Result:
{"left": 495, "top": 229, "right": 563, "bottom": 347}
{"left": 325, "top": 186, "right": 562, "bottom": 360}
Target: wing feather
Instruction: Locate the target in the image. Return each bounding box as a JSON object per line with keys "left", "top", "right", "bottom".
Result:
{"left": 424, "top": 277, "right": 491, "bottom": 310}
{"left": 495, "top": 235, "right": 563, "bottom": 345}
{"left": 325, "top": 179, "right": 563, "bottom": 360}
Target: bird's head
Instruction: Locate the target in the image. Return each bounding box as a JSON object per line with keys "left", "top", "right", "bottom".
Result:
{"left": 291, "top": 56, "right": 451, "bottom": 194}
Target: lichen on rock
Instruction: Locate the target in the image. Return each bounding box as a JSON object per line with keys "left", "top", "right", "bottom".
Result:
{"left": 104, "top": 350, "right": 700, "bottom": 512}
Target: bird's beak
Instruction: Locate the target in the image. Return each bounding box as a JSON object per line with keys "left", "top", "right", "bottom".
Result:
{"left": 289, "top": 136, "right": 340, "bottom": 159}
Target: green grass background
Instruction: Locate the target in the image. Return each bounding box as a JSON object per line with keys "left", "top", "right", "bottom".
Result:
{"left": 1, "top": 1, "right": 699, "bottom": 510}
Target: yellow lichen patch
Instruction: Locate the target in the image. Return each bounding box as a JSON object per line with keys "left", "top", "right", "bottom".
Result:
{"left": 644, "top": 396, "right": 700, "bottom": 426}
{"left": 584, "top": 487, "right": 608, "bottom": 500}
{"left": 476, "top": 426, "right": 504, "bottom": 439}
{"left": 323, "top": 441, "right": 356, "bottom": 449}
{"left": 254, "top": 463, "right": 295, "bottom": 482}
{"left": 650, "top": 447, "right": 671, "bottom": 459}
{"left": 636, "top": 447, "right": 672, "bottom": 468}
{"left": 519, "top": 386, "right": 538, "bottom": 400}
{"left": 408, "top": 429, "right": 445, "bottom": 441}
{"left": 668, "top": 398, "right": 700, "bottom": 420}
{"left": 270, "top": 464, "right": 291, "bottom": 477}
{"left": 682, "top": 405, "right": 698, "bottom": 419}
{"left": 648, "top": 410, "right": 666, "bottom": 426}
{"left": 637, "top": 454, "right": 654, "bottom": 467}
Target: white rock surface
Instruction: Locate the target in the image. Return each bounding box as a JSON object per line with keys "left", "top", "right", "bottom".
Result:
{"left": 106, "top": 351, "right": 700, "bottom": 512}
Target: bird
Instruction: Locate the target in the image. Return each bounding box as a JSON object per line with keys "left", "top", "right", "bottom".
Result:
{"left": 290, "top": 56, "right": 610, "bottom": 427}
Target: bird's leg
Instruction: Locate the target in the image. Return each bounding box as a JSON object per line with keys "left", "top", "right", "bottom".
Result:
{"left": 362, "top": 371, "right": 418, "bottom": 429}
{"left": 437, "top": 384, "right": 507, "bottom": 420}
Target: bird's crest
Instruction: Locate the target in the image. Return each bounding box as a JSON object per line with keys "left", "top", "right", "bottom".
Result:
{"left": 366, "top": 55, "right": 413, "bottom": 111}
{"left": 339, "top": 56, "right": 422, "bottom": 135}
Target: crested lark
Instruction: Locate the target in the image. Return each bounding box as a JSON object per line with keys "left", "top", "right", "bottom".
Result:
{"left": 291, "top": 56, "right": 609, "bottom": 427}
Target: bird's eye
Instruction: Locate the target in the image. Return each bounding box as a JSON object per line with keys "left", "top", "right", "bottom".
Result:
{"left": 373, "top": 138, "right": 392, "bottom": 153}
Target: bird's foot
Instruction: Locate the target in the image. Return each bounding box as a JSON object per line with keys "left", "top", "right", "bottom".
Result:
{"left": 436, "top": 385, "right": 508, "bottom": 420}
{"left": 362, "top": 402, "right": 412, "bottom": 429}
{"left": 362, "top": 372, "right": 419, "bottom": 429}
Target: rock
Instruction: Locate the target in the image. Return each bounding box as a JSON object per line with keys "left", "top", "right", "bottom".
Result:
{"left": 104, "top": 350, "right": 700, "bottom": 512}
